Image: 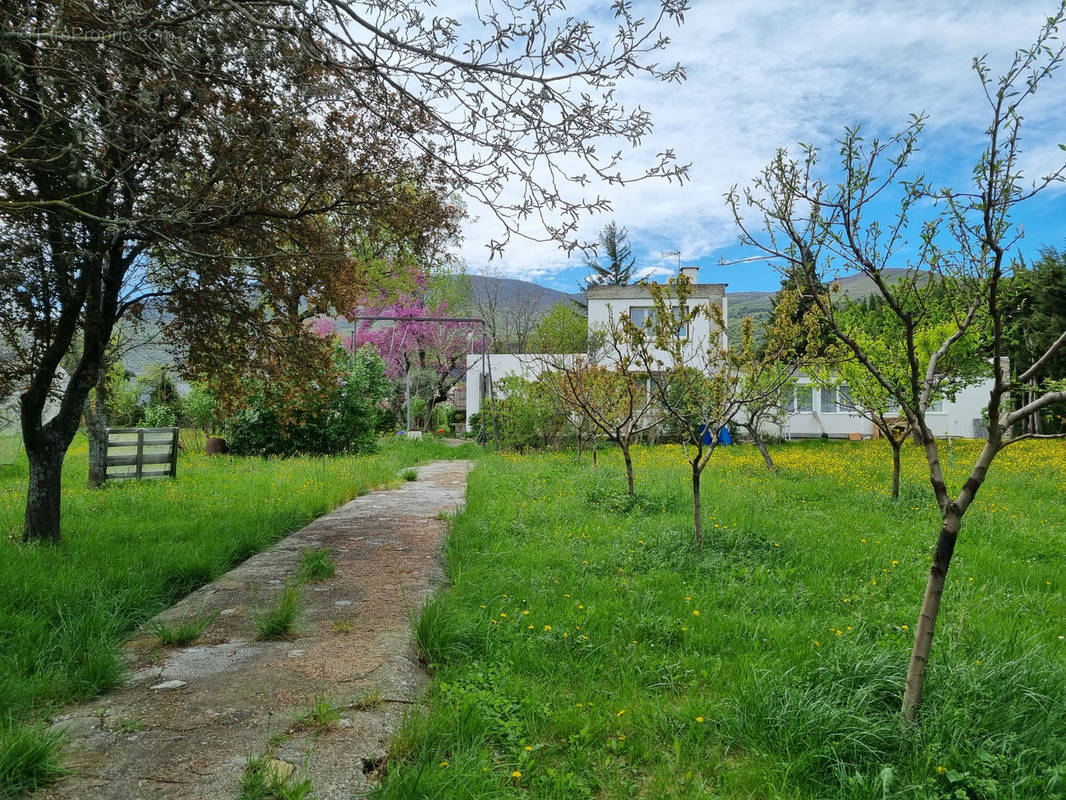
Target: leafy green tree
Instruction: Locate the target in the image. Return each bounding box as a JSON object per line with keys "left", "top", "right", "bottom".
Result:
{"left": 581, "top": 222, "right": 637, "bottom": 289}
{"left": 225, "top": 347, "right": 390, "bottom": 457}
{"left": 184, "top": 385, "right": 221, "bottom": 437}
{"left": 814, "top": 290, "right": 992, "bottom": 498}
{"left": 1003, "top": 247, "right": 1066, "bottom": 433}
{"left": 529, "top": 302, "right": 589, "bottom": 354}
{"left": 489, "top": 376, "right": 565, "bottom": 452}
{"left": 1, "top": 0, "right": 685, "bottom": 543}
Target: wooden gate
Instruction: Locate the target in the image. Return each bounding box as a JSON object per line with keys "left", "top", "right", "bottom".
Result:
{"left": 105, "top": 427, "right": 179, "bottom": 481}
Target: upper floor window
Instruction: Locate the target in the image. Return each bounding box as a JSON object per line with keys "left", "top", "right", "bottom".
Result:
{"left": 629, "top": 306, "right": 653, "bottom": 328}
{"left": 629, "top": 305, "right": 688, "bottom": 338}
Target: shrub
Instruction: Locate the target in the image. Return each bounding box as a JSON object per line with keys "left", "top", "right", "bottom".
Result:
{"left": 226, "top": 347, "right": 390, "bottom": 457}
{"left": 104, "top": 362, "right": 142, "bottom": 427}
{"left": 183, "top": 384, "right": 220, "bottom": 434}
{"left": 141, "top": 403, "right": 177, "bottom": 428}
{"left": 489, "top": 376, "right": 566, "bottom": 452}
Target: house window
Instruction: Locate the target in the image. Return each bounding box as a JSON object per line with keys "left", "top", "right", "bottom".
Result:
{"left": 795, "top": 385, "right": 813, "bottom": 413}
{"left": 838, "top": 384, "right": 853, "bottom": 411}
{"left": 820, "top": 387, "right": 837, "bottom": 413}
{"left": 630, "top": 306, "right": 653, "bottom": 328}
{"left": 629, "top": 305, "right": 688, "bottom": 337}
{"left": 671, "top": 306, "right": 689, "bottom": 339}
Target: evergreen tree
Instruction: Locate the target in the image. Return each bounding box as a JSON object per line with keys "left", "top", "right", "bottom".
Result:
{"left": 1003, "top": 246, "right": 1066, "bottom": 433}
{"left": 582, "top": 222, "right": 636, "bottom": 289}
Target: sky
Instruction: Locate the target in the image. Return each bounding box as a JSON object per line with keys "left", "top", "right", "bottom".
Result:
{"left": 451, "top": 1, "right": 1066, "bottom": 295}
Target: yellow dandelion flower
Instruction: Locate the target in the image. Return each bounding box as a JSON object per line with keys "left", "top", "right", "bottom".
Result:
{"left": 695, "top": 716, "right": 704, "bottom": 723}
{"left": 512, "top": 770, "right": 522, "bottom": 778}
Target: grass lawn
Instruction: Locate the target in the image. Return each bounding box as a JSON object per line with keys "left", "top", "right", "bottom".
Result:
{"left": 381, "top": 439, "right": 1066, "bottom": 799}
{"left": 0, "top": 433, "right": 477, "bottom": 795}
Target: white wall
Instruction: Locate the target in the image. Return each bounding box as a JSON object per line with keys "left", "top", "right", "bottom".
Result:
{"left": 586, "top": 283, "right": 728, "bottom": 363}
{"left": 775, "top": 375, "right": 994, "bottom": 439}
{"left": 464, "top": 353, "right": 544, "bottom": 424}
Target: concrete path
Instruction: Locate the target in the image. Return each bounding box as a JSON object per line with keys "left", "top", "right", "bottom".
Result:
{"left": 39, "top": 459, "right": 474, "bottom": 800}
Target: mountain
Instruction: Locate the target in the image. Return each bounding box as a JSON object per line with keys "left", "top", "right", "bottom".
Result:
{"left": 467, "top": 274, "right": 583, "bottom": 310}
{"left": 723, "top": 268, "right": 915, "bottom": 341}
{"left": 456, "top": 271, "right": 915, "bottom": 346}
{"left": 116, "top": 269, "right": 911, "bottom": 379}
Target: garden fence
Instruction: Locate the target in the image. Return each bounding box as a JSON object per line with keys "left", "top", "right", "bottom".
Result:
{"left": 105, "top": 427, "right": 179, "bottom": 481}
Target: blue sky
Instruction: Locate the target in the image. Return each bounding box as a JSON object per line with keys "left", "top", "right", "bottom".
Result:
{"left": 454, "top": 1, "right": 1066, "bottom": 295}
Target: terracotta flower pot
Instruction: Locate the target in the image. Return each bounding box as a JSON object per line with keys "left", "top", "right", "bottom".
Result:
{"left": 205, "top": 436, "right": 228, "bottom": 455}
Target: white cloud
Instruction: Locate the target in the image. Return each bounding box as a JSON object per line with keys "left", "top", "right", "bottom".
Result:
{"left": 451, "top": 1, "right": 1066, "bottom": 284}
{"left": 633, "top": 265, "right": 676, "bottom": 281}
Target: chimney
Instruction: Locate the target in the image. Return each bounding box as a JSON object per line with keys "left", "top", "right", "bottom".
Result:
{"left": 680, "top": 266, "right": 699, "bottom": 282}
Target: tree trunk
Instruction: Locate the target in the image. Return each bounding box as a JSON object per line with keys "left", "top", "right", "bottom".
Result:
{"left": 592, "top": 438, "right": 597, "bottom": 466}
{"left": 691, "top": 462, "right": 702, "bottom": 548}
{"left": 753, "top": 430, "right": 775, "bottom": 472}
{"left": 901, "top": 509, "right": 961, "bottom": 721}
{"left": 891, "top": 441, "right": 901, "bottom": 500}
{"left": 621, "top": 441, "right": 634, "bottom": 495}
{"left": 86, "top": 370, "right": 108, "bottom": 488}
{"left": 23, "top": 438, "right": 66, "bottom": 543}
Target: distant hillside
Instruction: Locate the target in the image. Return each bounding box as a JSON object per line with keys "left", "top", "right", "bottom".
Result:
{"left": 115, "top": 269, "right": 912, "bottom": 378}
{"left": 723, "top": 268, "right": 914, "bottom": 341}
{"left": 456, "top": 271, "right": 914, "bottom": 346}
{"left": 467, "top": 274, "right": 583, "bottom": 311}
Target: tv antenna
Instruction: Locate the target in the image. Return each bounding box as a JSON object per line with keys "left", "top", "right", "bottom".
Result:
{"left": 661, "top": 249, "right": 681, "bottom": 271}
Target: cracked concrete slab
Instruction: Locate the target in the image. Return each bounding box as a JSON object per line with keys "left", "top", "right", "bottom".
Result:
{"left": 37, "top": 459, "right": 474, "bottom": 800}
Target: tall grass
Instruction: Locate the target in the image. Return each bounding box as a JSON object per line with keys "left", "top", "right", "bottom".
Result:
{"left": 0, "top": 435, "right": 476, "bottom": 729}
{"left": 378, "top": 439, "right": 1066, "bottom": 799}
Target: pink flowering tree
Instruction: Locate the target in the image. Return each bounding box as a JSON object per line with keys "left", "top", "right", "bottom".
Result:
{"left": 352, "top": 293, "right": 482, "bottom": 431}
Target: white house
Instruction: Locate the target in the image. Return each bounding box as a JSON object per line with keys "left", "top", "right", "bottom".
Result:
{"left": 463, "top": 267, "right": 993, "bottom": 438}
{"left": 776, "top": 374, "right": 992, "bottom": 440}
{"left": 464, "top": 268, "right": 728, "bottom": 421}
